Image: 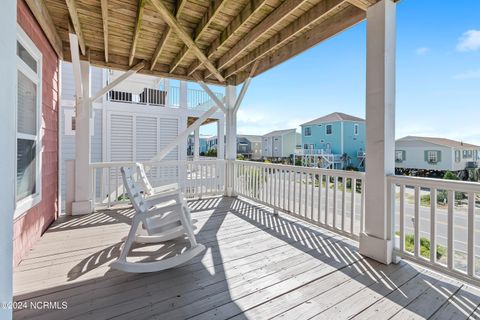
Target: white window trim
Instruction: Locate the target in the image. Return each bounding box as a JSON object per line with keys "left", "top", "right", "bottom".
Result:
{"left": 304, "top": 127, "right": 311, "bottom": 137}
{"left": 14, "top": 25, "right": 43, "bottom": 219}
{"left": 395, "top": 150, "right": 403, "bottom": 162}
{"left": 325, "top": 124, "right": 333, "bottom": 135}
{"left": 354, "top": 123, "right": 359, "bottom": 136}
{"left": 428, "top": 151, "right": 438, "bottom": 163}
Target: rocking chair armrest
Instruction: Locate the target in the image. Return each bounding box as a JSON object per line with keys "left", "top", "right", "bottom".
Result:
{"left": 146, "top": 190, "right": 184, "bottom": 206}
{"left": 137, "top": 202, "right": 182, "bottom": 218}
{"left": 152, "top": 183, "right": 179, "bottom": 194}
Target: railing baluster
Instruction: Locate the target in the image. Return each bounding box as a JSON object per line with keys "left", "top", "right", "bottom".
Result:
{"left": 318, "top": 174, "right": 322, "bottom": 223}
{"left": 361, "top": 179, "right": 365, "bottom": 232}
{"left": 414, "top": 186, "right": 420, "bottom": 258}
{"left": 293, "top": 171, "right": 297, "bottom": 214}
{"left": 430, "top": 188, "right": 437, "bottom": 263}
{"left": 468, "top": 191, "right": 475, "bottom": 276}
{"left": 351, "top": 178, "right": 356, "bottom": 235}
{"left": 298, "top": 171, "right": 302, "bottom": 216}
{"left": 304, "top": 172, "right": 308, "bottom": 218}
{"left": 283, "top": 169, "right": 286, "bottom": 210}
{"left": 288, "top": 170, "right": 292, "bottom": 212}
{"left": 448, "top": 190, "right": 454, "bottom": 270}
{"left": 311, "top": 173, "right": 315, "bottom": 220}
{"left": 400, "top": 184, "right": 405, "bottom": 253}
{"left": 342, "top": 176, "right": 346, "bottom": 231}
{"left": 333, "top": 176, "right": 337, "bottom": 228}
{"left": 325, "top": 175, "right": 330, "bottom": 225}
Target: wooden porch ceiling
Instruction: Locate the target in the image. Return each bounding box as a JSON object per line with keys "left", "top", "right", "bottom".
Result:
{"left": 187, "top": 116, "right": 218, "bottom": 127}
{"left": 29, "top": 0, "right": 380, "bottom": 86}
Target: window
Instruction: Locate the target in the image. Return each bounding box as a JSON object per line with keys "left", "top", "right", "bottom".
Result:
{"left": 354, "top": 123, "right": 359, "bottom": 135}
{"left": 455, "top": 150, "right": 461, "bottom": 162}
{"left": 15, "top": 26, "right": 42, "bottom": 217}
{"left": 395, "top": 150, "right": 404, "bottom": 162}
{"left": 326, "top": 124, "right": 332, "bottom": 135}
{"left": 304, "top": 144, "right": 308, "bottom": 149}
{"left": 427, "top": 151, "right": 438, "bottom": 163}
{"left": 304, "top": 127, "right": 311, "bottom": 136}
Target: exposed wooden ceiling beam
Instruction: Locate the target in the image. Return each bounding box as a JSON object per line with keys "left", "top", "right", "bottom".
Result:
{"left": 235, "top": 5, "right": 365, "bottom": 85}
{"left": 100, "top": 0, "right": 108, "bottom": 62}
{"left": 25, "top": 0, "right": 63, "bottom": 58}
{"left": 224, "top": 0, "right": 347, "bottom": 79}
{"left": 186, "top": 0, "right": 269, "bottom": 76}
{"left": 213, "top": 0, "right": 310, "bottom": 76}
{"left": 345, "top": 0, "right": 369, "bottom": 10}
{"left": 169, "top": 0, "right": 228, "bottom": 74}
{"left": 129, "top": 0, "right": 146, "bottom": 66}
{"left": 65, "top": 0, "right": 86, "bottom": 55}
{"left": 150, "top": 0, "right": 225, "bottom": 83}
{"left": 150, "top": 0, "right": 187, "bottom": 71}
{"left": 62, "top": 48, "right": 224, "bottom": 86}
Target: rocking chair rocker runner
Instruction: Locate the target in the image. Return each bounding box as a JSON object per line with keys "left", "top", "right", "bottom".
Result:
{"left": 110, "top": 166, "right": 205, "bottom": 273}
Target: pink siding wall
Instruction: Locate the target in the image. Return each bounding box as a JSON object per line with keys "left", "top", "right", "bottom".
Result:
{"left": 13, "top": 0, "right": 59, "bottom": 266}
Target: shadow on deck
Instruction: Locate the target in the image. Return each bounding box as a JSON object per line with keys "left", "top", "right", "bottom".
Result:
{"left": 12, "top": 196, "right": 480, "bottom": 319}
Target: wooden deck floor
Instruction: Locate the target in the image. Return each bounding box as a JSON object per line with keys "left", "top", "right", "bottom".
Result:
{"left": 13, "top": 196, "right": 480, "bottom": 320}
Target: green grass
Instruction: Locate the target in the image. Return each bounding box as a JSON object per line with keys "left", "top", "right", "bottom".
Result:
{"left": 396, "top": 232, "right": 446, "bottom": 259}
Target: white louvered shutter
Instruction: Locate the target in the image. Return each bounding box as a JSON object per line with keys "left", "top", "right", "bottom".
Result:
{"left": 159, "top": 118, "right": 179, "bottom": 184}
{"left": 110, "top": 114, "right": 134, "bottom": 161}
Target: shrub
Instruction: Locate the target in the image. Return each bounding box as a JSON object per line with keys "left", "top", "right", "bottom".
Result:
{"left": 397, "top": 232, "right": 446, "bottom": 259}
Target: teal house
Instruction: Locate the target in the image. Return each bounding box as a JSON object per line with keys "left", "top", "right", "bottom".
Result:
{"left": 299, "top": 112, "right": 366, "bottom": 169}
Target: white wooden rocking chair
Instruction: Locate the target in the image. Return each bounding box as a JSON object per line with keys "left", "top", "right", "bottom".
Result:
{"left": 110, "top": 166, "right": 205, "bottom": 273}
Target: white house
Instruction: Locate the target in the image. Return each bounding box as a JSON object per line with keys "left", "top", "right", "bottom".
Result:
{"left": 60, "top": 62, "right": 225, "bottom": 210}
{"left": 395, "top": 136, "right": 479, "bottom": 173}
{"left": 262, "top": 129, "right": 301, "bottom": 160}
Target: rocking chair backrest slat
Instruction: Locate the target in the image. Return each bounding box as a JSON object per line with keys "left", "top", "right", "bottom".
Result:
{"left": 136, "top": 163, "right": 155, "bottom": 196}
{"left": 121, "top": 166, "right": 148, "bottom": 212}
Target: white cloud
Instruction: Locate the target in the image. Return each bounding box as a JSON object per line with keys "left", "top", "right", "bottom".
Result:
{"left": 456, "top": 29, "right": 480, "bottom": 52}
{"left": 236, "top": 109, "right": 305, "bottom": 135}
{"left": 415, "top": 47, "right": 430, "bottom": 55}
{"left": 453, "top": 68, "right": 480, "bottom": 80}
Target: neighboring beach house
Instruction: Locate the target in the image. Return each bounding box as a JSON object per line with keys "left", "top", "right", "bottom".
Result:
{"left": 395, "top": 136, "right": 480, "bottom": 173}
{"left": 237, "top": 135, "right": 263, "bottom": 160}
{"left": 262, "top": 129, "right": 300, "bottom": 160}
{"left": 298, "top": 112, "right": 366, "bottom": 169}
{"left": 60, "top": 62, "right": 225, "bottom": 211}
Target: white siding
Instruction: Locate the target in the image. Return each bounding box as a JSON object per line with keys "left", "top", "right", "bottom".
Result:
{"left": 109, "top": 113, "right": 134, "bottom": 161}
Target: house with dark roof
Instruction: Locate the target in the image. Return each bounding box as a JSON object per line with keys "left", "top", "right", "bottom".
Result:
{"left": 299, "top": 112, "right": 366, "bottom": 169}
{"left": 395, "top": 136, "right": 480, "bottom": 172}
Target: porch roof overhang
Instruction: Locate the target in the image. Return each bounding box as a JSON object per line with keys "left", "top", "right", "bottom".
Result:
{"left": 29, "top": 0, "right": 382, "bottom": 86}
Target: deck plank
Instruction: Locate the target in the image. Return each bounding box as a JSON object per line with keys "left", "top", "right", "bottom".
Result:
{"left": 12, "top": 196, "right": 480, "bottom": 320}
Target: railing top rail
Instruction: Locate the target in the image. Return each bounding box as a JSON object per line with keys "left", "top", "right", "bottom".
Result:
{"left": 90, "top": 159, "right": 225, "bottom": 169}
{"left": 388, "top": 174, "right": 480, "bottom": 193}
{"left": 233, "top": 160, "right": 365, "bottom": 179}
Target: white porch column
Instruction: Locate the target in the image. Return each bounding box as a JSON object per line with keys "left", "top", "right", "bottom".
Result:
{"left": 0, "top": 1, "right": 16, "bottom": 318}
{"left": 72, "top": 61, "right": 93, "bottom": 215}
{"left": 179, "top": 80, "right": 188, "bottom": 109}
{"left": 359, "top": 0, "right": 396, "bottom": 264}
{"left": 217, "top": 117, "right": 225, "bottom": 160}
{"left": 225, "top": 85, "right": 237, "bottom": 196}
{"left": 193, "top": 127, "right": 200, "bottom": 160}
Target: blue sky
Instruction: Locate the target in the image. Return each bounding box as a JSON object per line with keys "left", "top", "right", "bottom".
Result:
{"left": 201, "top": 0, "right": 480, "bottom": 144}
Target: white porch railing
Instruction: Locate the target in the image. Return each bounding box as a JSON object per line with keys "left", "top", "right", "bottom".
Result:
{"left": 90, "top": 159, "right": 225, "bottom": 208}
{"left": 233, "top": 160, "right": 366, "bottom": 240}
{"left": 389, "top": 175, "right": 480, "bottom": 286}
{"left": 106, "top": 86, "right": 223, "bottom": 110}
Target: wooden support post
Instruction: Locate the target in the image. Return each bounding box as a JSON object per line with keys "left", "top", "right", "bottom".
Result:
{"left": 225, "top": 85, "right": 237, "bottom": 196}
{"left": 72, "top": 60, "right": 93, "bottom": 215}
{"left": 217, "top": 117, "right": 225, "bottom": 160}
{"left": 359, "top": 0, "right": 396, "bottom": 264}
{"left": 194, "top": 128, "right": 200, "bottom": 160}
{"left": 101, "top": 0, "right": 109, "bottom": 62}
